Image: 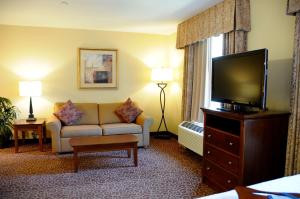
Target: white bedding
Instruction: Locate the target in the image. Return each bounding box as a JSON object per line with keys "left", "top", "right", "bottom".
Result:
{"left": 198, "top": 174, "right": 300, "bottom": 199}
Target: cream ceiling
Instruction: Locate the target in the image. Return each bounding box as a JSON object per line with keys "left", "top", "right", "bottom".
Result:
{"left": 0, "top": 0, "right": 223, "bottom": 35}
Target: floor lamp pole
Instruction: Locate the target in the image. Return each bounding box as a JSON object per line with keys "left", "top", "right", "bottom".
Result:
{"left": 155, "top": 82, "right": 171, "bottom": 139}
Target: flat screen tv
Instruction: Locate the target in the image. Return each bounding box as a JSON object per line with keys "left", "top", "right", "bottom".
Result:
{"left": 211, "top": 49, "right": 268, "bottom": 111}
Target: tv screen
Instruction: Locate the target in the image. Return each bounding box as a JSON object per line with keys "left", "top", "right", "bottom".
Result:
{"left": 211, "top": 49, "right": 268, "bottom": 110}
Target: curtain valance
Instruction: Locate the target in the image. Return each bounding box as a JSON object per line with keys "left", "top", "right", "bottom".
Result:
{"left": 287, "top": 0, "right": 300, "bottom": 15}
{"left": 176, "top": 0, "right": 250, "bottom": 49}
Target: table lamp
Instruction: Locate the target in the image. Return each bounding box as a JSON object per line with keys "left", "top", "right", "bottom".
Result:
{"left": 19, "top": 81, "right": 42, "bottom": 122}
{"left": 151, "top": 67, "right": 173, "bottom": 139}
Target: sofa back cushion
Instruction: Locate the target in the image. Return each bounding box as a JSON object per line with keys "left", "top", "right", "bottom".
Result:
{"left": 114, "top": 98, "right": 143, "bottom": 123}
{"left": 53, "top": 100, "right": 83, "bottom": 125}
{"left": 54, "top": 103, "right": 99, "bottom": 125}
{"left": 98, "top": 103, "right": 122, "bottom": 124}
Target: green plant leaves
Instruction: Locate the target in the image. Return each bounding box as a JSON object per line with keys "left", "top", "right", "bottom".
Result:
{"left": 0, "top": 97, "right": 18, "bottom": 147}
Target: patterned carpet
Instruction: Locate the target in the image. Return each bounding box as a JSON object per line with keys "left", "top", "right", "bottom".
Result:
{"left": 0, "top": 137, "right": 215, "bottom": 199}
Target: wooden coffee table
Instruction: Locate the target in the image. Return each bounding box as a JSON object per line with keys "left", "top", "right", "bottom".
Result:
{"left": 69, "top": 134, "right": 138, "bottom": 172}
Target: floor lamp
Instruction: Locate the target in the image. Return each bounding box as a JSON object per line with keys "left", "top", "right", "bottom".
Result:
{"left": 151, "top": 67, "right": 173, "bottom": 139}
{"left": 19, "top": 81, "right": 42, "bottom": 122}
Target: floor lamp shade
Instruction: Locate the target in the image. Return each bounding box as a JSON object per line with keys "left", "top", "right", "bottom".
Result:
{"left": 151, "top": 68, "right": 173, "bottom": 139}
{"left": 151, "top": 68, "right": 173, "bottom": 82}
{"left": 19, "top": 81, "right": 42, "bottom": 121}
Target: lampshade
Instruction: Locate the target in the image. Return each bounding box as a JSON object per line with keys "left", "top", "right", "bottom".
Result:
{"left": 19, "top": 81, "right": 42, "bottom": 97}
{"left": 151, "top": 68, "right": 173, "bottom": 82}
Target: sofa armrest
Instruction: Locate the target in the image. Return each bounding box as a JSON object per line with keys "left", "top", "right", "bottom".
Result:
{"left": 46, "top": 115, "right": 62, "bottom": 153}
{"left": 136, "top": 114, "right": 153, "bottom": 147}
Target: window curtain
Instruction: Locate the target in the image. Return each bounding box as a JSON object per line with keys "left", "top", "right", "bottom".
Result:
{"left": 285, "top": 0, "right": 300, "bottom": 176}
{"left": 182, "top": 41, "right": 207, "bottom": 122}
{"left": 176, "top": 0, "right": 250, "bottom": 49}
{"left": 223, "top": 30, "right": 248, "bottom": 54}
{"left": 223, "top": 0, "right": 250, "bottom": 54}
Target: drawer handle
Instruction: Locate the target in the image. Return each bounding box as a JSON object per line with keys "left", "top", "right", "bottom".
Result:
{"left": 206, "top": 167, "right": 211, "bottom": 171}
{"left": 207, "top": 134, "right": 212, "bottom": 138}
{"left": 227, "top": 179, "right": 232, "bottom": 184}
{"left": 228, "top": 161, "right": 232, "bottom": 165}
{"left": 207, "top": 150, "right": 211, "bottom": 155}
{"left": 229, "top": 142, "right": 234, "bottom": 146}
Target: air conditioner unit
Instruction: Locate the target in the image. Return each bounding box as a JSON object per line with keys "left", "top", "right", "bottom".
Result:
{"left": 178, "top": 121, "right": 204, "bottom": 156}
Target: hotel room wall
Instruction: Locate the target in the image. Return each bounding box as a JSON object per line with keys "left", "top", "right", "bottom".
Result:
{"left": 248, "top": 0, "right": 295, "bottom": 111}
{"left": 166, "top": 33, "right": 184, "bottom": 135}
{"left": 0, "top": 25, "right": 183, "bottom": 134}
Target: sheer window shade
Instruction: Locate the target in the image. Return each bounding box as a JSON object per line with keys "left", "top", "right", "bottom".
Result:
{"left": 182, "top": 41, "right": 207, "bottom": 122}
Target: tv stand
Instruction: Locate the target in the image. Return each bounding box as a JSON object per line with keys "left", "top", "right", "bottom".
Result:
{"left": 201, "top": 108, "right": 289, "bottom": 191}
{"left": 217, "top": 107, "right": 259, "bottom": 114}
{"left": 218, "top": 103, "right": 263, "bottom": 113}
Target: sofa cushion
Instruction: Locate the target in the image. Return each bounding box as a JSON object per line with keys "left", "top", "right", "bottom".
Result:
{"left": 61, "top": 125, "right": 102, "bottom": 138}
{"left": 55, "top": 103, "right": 99, "bottom": 125}
{"left": 54, "top": 100, "right": 83, "bottom": 125}
{"left": 101, "top": 123, "right": 142, "bottom": 135}
{"left": 98, "top": 103, "right": 123, "bottom": 124}
{"left": 114, "top": 98, "right": 143, "bottom": 123}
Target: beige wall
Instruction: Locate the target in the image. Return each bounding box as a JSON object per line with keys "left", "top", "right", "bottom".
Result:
{"left": 248, "top": 0, "right": 295, "bottom": 111}
{"left": 166, "top": 33, "right": 184, "bottom": 134}
{"left": 0, "top": 25, "right": 183, "bottom": 134}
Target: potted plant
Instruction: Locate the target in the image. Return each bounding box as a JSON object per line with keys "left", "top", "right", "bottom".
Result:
{"left": 0, "top": 97, "right": 17, "bottom": 148}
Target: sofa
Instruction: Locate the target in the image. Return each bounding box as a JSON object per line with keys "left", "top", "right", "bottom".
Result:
{"left": 46, "top": 102, "right": 153, "bottom": 153}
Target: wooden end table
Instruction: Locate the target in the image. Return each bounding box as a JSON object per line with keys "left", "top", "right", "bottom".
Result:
{"left": 69, "top": 134, "right": 138, "bottom": 172}
{"left": 13, "top": 119, "right": 46, "bottom": 153}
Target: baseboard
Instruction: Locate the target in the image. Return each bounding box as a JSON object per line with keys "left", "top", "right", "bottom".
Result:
{"left": 150, "top": 131, "right": 178, "bottom": 140}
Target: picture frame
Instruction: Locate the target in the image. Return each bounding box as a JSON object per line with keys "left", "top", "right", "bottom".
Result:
{"left": 78, "top": 48, "right": 117, "bottom": 88}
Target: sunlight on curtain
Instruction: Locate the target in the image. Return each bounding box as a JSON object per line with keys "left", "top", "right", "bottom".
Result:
{"left": 211, "top": 35, "right": 223, "bottom": 58}
{"left": 205, "top": 34, "right": 223, "bottom": 110}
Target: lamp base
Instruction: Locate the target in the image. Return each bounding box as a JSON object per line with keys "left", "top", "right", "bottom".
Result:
{"left": 26, "top": 113, "right": 36, "bottom": 122}
{"left": 26, "top": 117, "right": 36, "bottom": 122}
{"left": 154, "top": 131, "right": 171, "bottom": 139}
{"left": 27, "top": 97, "right": 36, "bottom": 122}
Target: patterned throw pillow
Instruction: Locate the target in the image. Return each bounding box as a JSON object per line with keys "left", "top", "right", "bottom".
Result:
{"left": 115, "top": 98, "right": 143, "bottom": 123}
{"left": 53, "top": 100, "right": 83, "bottom": 125}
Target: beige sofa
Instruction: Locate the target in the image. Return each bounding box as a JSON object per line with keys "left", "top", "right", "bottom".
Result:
{"left": 46, "top": 102, "right": 153, "bottom": 153}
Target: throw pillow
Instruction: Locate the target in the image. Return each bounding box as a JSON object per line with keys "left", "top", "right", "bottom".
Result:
{"left": 114, "top": 98, "right": 143, "bottom": 123}
{"left": 53, "top": 100, "right": 83, "bottom": 125}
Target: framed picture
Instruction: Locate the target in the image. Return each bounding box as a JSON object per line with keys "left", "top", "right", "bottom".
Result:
{"left": 78, "top": 48, "right": 117, "bottom": 88}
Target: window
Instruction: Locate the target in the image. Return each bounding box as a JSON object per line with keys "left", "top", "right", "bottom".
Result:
{"left": 204, "top": 34, "right": 223, "bottom": 110}
{"left": 211, "top": 34, "right": 223, "bottom": 58}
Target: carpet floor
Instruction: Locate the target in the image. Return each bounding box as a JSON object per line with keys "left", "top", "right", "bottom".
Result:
{"left": 0, "top": 137, "right": 215, "bottom": 199}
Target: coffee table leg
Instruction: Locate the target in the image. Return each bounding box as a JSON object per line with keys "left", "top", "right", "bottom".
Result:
{"left": 127, "top": 149, "right": 131, "bottom": 158}
{"left": 74, "top": 150, "right": 79, "bottom": 172}
{"left": 134, "top": 143, "right": 137, "bottom": 167}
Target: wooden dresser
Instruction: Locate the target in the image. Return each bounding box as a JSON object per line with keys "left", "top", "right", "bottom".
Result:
{"left": 201, "top": 108, "right": 289, "bottom": 191}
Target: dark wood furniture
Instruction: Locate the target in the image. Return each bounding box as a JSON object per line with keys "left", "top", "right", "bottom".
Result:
{"left": 69, "top": 134, "right": 138, "bottom": 172}
{"left": 13, "top": 119, "right": 46, "bottom": 153}
{"left": 201, "top": 108, "right": 289, "bottom": 191}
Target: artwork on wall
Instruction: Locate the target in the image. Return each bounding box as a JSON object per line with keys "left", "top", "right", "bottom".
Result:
{"left": 78, "top": 48, "right": 117, "bottom": 88}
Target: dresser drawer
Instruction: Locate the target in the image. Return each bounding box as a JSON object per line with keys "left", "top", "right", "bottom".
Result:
{"left": 205, "top": 127, "right": 240, "bottom": 155}
{"left": 203, "top": 160, "right": 238, "bottom": 190}
{"left": 204, "top": 144, "right": 239, "bottom": 175}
